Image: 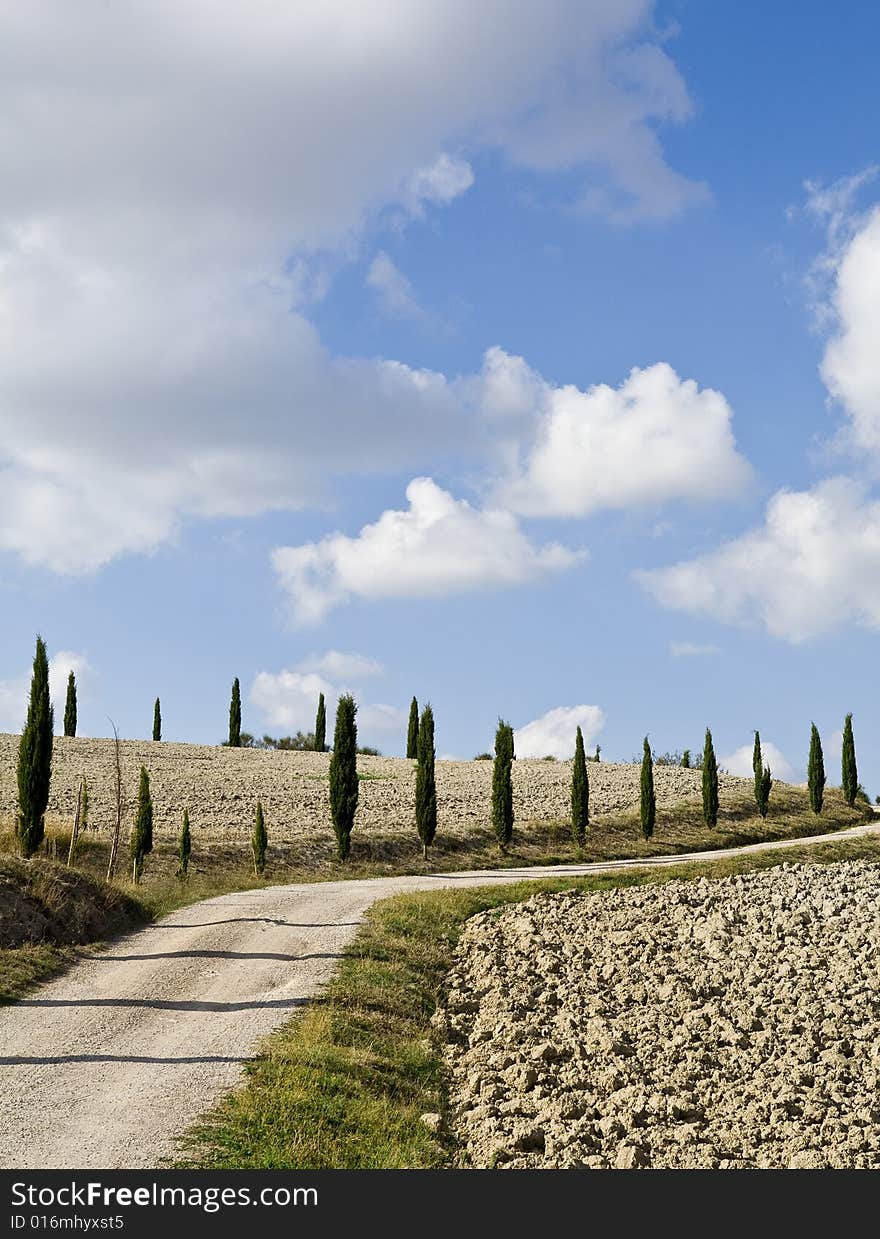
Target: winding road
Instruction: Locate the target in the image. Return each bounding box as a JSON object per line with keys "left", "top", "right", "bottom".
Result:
{"left": 1, "top": 819, "right": 877, "bottom": 1169}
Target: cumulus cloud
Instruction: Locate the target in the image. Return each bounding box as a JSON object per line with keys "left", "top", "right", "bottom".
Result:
{"left": 0, "top": 649, "right": 91, "bottom": 732}
{"left": 366, "top": 253, "right": 423, "bottom": 318}
{"left": 636, "top": 477, "right": 880, "bottom": 642}
{"left": 295, "top": 651, "right": 384, "bottom": 682}
{"left": 250, "top": 651, "right": 401, "bottom": 742}
{"left": 819, "top": 203, "right": 880, "bottom": 459}
{"left": 720, "top": 741, "right": 797, "bottom": 784}
{"left": 0, "top": 2, "right": 707, "bottom": 573}
{"left": 250, "top": 668, "right": 334, "bottom": 735}
{"left": 492, "top": 358, "right": 751, "bottom": 516}
{"left": 513, "top": 705, "right": 605, "bottom": 760}
{"left": 273, "top": 477, "right": 584, "bottom": 624}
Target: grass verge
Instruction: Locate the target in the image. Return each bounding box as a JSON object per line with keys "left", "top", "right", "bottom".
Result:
{"left": 180, "top": 832, "right": 880, "bottom": 1170}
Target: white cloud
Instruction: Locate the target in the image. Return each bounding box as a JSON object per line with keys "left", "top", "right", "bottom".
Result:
{"left": 720, "top": 740, "right": 796, "bottom": 784}
{"left": 249, "top": 651, "right": 402, "bottom": 745}
{"left": 0, "top": 649, "right": 91, "bottom": 732}
{"left": 366, "top": 253, "right": 423, "bottom": 318}
{"left": 296, "top": 651, "right": 384, "bottom": 682}
{"left": 493, "top": 359, "right": 751, "bottom": 517}
{"left": 402, "top": 153, "right": 474, "bottom": 214}
{"left": 359, "top": 703, "right": 409, "bottom": 737}
{"left": 0, "top": 3, "right": 707, "bottom": 573}
{"left": 670, "top": 641, "right": 719, "bottom": 657}
{"left": 250, "top": 669, "right": 334, "bottom": 735}
{"left": 273, "top": 477, "right": 584, "bottom": 624}
{"left": 820, "top": 203, "right": 880, "bottom": 459}
{"left": 514, "top": 704, "right": 605, "bottom": 759}
{"left": 637, "top": 477, "right": 880, "bottom": 642}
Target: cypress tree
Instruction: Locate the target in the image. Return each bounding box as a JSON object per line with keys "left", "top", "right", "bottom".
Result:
{"left": 63, "top": 671, "right": 77, "bottom": 738}
{"left": 808, "top": 723, "right": 825, "bottom": 814}
{"left": 681, "top": 749, "right": 691, "bottom": 769}
{"left": 228, "top": 678, "right": 242, "bottom": 747}
{"left": 16, "top": 635, "right": 54, "bottom": 858}
{"left": 702, "top": 727, "right": 719, "bottom": 827}
{"left": 491, "top": 719, "right": 514, "bottom": 850}
{"left": 130, "top": 765, "right": 153, "bottom": 883}
{"left": 329, "top": 694, "right": 359, "bottom": 860}
{"left": 760, "top": 766, "right": 772, "bottom": 818}
{"left": 640, "top": 737, "right": 655, "bottom": 839}
{"left": 752, "top": 731, "right": 762, "bottom": 811}
{"left": 406, "top": 696, "right": 419, "bottom": 759}
{"left": 415, "top": 703, "right": 437, "bottom": 859}
{"left": 315, "top": 692, "right": 326, "bottom": 752}
{"left": 571, "top": 725, "right": 589, "bottom": 846}
{"left": 177, "top": 808, "right": 192, "bottom": 879}
{"left": 252, "top": 800, "right": 267, "bottom": 874}
{"left": 153, "top": 697, "right": 162, "bottom": 742}
{"left": 841, "top": 713, "right": 858, "bottom": 807}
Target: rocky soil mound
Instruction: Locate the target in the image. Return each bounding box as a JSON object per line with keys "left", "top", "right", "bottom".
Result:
{"left": 0, "top": 734, "right": 747, "bottom": 844}
{"left": 433, "top": 861, "right": 880, "bottom": 1168}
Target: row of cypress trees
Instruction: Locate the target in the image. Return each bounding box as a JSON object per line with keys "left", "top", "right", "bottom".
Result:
{"left": 12, "top": 634, "right": 867, "bottom": 865}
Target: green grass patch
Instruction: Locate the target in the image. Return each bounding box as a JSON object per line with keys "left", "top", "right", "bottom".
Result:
{"left": 180, "top": 832, "right": 880, "bottom": 1170}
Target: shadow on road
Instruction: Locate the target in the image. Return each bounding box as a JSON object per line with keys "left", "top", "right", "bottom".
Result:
{"left": 151, "top": 918, "right": 361, "bottom": 930}
{"left": 13, "top": 996, "right": 315, "bottom": 1013}
{"left": 0, "top": 1053, "right": 254, "bottom": 1066}
{"left": 94, "top": 949, "right": 343, "bottom": 963}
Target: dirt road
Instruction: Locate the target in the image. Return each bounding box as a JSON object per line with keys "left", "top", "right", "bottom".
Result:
{"left": 1, "top": 819, "right": 877, "bottom": 1169}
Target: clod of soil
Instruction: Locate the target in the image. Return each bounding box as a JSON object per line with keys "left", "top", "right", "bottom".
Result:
{"left": 0, "top": 857, "right": 145, "bottom": 948}
{"left": 433, "top": 860, "right": 880, "bottom": 1169}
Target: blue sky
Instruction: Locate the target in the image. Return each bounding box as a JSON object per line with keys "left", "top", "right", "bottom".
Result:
{"left": 3, "top": 2, "right": 880, "bottom": 790}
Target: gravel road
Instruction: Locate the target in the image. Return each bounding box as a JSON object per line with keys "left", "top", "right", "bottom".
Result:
{"left": 1, "top": 819, "right": 877, "bottom": 1170}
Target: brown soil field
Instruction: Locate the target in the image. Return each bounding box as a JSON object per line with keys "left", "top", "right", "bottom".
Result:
{"left": 0, "top": 733, "right": 751, "bottom": 848}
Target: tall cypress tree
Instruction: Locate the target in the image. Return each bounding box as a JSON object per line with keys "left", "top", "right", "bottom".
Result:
{"left": 16, "top": 635, "right": 54, "bottom": 858}
{"left": 63, "top": 671, "right": 77, "bottom": 738}
{"left": 406, "top": 696, "right": 419, "bottom": 759}
{"left": 752, "top": 731, "right": 762, "bottom": 811}
{"left": 760, "top": 766, "right": 772, "bottom": 818}
{"left": 702, "top": 727, "right": 719, "bottom": 828}
{"left": 808, "top": 723, "right": 825, "bottom": 814}
{"left": 315, "top": 692, "right": 326, "bottom": 752}
{"left": 252, "top": 800, "right": 268, "bottom": 874}
{"left": 228, "top": 678, "right": 242, "bottom": 747}
{"left": 841, "top": 713, "right": 858, "bottom": 807}
{"left": 177, "top": 808, "right": 192, "bottom": 879}
{"left": 571, "top": 726, "right": 589, "bottom": 846}
{"left": 130, "top": 765, "right": 153, "bottom": 883}
{"left": 153, "top": 697, "right": 162, "bottom": 742}
{"left": 415, "top": 703, "right": 437, "bottom": 859}
{"left": 640, "top": 736, "right": 655, "bottom": 839}
{"left": 329, "top": 694, "right": 359, "bottom": 860}
{"left": 491, "top": 719, "right": 514, "bottom": 850}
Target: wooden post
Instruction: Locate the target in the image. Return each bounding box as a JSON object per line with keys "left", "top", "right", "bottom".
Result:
{"left": 106, "top": 719, "right": 125, "bottom": 880}
{"left": 66, "top": 776, "right": 84, "bottom": 866}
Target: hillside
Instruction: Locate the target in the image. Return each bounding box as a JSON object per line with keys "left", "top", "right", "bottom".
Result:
{"left": 0, "top": 733, "right": 754, "bottom": 845}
